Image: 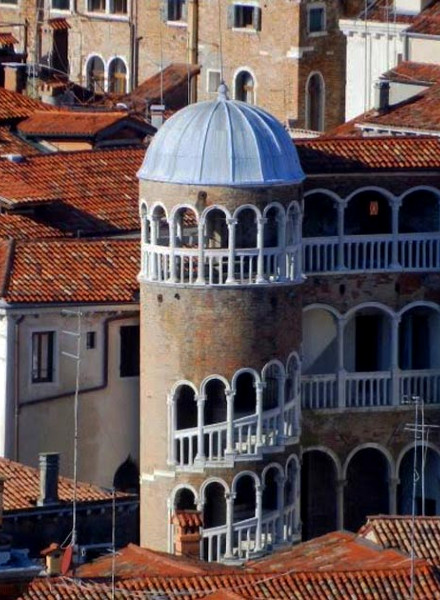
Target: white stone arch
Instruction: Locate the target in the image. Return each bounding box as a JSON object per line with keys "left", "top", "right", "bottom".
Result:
{"left": 304, "top": 188, "right": 342, "bottom": 203}
{"left": 231, "top": 367, "right": 261, "bottom": 392}
{"left": 396, "top": 440, "right": 440, "bottom": 475}
{"left": 169, "top": 379, "right": 199, "bottom": 399}
{"left": 398, "top": 300, "right": 440, "bottom": 318}
{"left": 286, "top": 350, "right": 301, "bottom": 371}
{"left": 342, "top": 443, "right": 395, "bottom": 480}
{"left": 200, "top": 204, "right": 231, "bottom": 225}
{"left": 149, "top": 201, "right": 169, "bottom": 220}
{"left": 305, "top": 70, "right": 325, "bottom": 131}
{"left": 233, "top": 203, "right": 262, "bottom": 220}
{"left": 399, "top": 185, "right": 440, "bottom": 203}
{"left": 233, "top": 66, "right": 258, "bottom": 104}
{"left": 199, "top": 477, "right": 230, "bottom": 504}
{"left": 169, "top": 203, "right": 200, "bottom": 223}
{"left": 262, "top": 461, "right": 284, "bottom": 486}
{"left": 84, "top": 53, "right": 106, "bottom": 93}
{"left": 302, "top": 445, "right": 342, "bottom": 479}
{"left": 303, "top": 302, "right": 342, "bottom": 320}
{"left": 262, "top": 202, "right": 286, "bottom": 219}
{"left": 231, "top": 470, "right": 261, "bottom": 494}
{"left": 139, "top": 200, "right": 148, "bottom": 217}
{"left": 170, "top": 483, "right": 200, "bottom": 508}
{"left": 345, "top": 185, "right": 396, "bottom": 206}
{"left": 285, "top": 452, "right": 300, "bottom": 477}
{"left": 344, "top": 301, "right": 396, "bottom": 321}
{"left": 107, "top": 55, "right": 129, "bottom": 93}
{"left": 200, "top": 374, "right": 231, "bottom": 396}
{"left": 262, "top": 359, "right": 286, "bottom": 380}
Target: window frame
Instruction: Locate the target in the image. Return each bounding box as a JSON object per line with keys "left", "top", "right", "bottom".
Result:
{"left": 307, "top": 3, "right": 326, "bottom": 36}
{"left": 31, "top": 330, "right": 56, "bottom": 384}
{"left": 0, "top": 0, "right": 18, "bottom": 6}
{"left": 206, "top": 69, "right": 221, "bottom": 94}
{"left": 229, "top": 2, "right": 262, "bottom": 32}
{"left": 165, "top": 0, "right": 187, "bottom": 24}
{"left": 86, "top": 0, "right": 129, "bottom": 17}
{"left": 50, "top": 0, "right": 71, "bottom": 11}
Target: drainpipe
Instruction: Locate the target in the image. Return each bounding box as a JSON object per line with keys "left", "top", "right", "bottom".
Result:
{"left": 187, "top": 0, "right": 198, "bottom": 103}
{"left": 14, "top": 315, "right": 24, "bottom": 462}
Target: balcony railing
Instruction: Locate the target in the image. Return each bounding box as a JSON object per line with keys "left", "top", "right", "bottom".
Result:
{"left": 301, "top": 369, "right": 440, "bottom": 409}
{"left": 303, "top": 232, "right": 440, "bottom": 274}
{"left": 174, "top": 402, "right": 299, "bottom": 467}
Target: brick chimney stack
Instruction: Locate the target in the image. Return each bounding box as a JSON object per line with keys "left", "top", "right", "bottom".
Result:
{"left": 172, "top": 511, "right": 203, "bottom": 558}
{"left": 38, "top": 453, "right": 60, "bottom": 506}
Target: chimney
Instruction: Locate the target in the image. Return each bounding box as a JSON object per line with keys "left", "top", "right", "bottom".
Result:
{"left": 38, "top": 453, "right": 59, "bottom": 506}
{"left": 150, "top": 104, "right": 166, "bottom": 129}
{"left": 172, "top": 510, "right": 203, "bottom": 558}
{"left": 373, "top": 80, "right": 390, "bottom": 112}
{"left": 3, "top": 63, "right": 26, "bottom": 94}
{"left": 0, "top": 478, "right": 4, "bottom": 528}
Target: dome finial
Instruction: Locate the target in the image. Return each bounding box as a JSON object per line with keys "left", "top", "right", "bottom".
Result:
{"left": 217, "top": 81, "right": 229, "bottom": 102}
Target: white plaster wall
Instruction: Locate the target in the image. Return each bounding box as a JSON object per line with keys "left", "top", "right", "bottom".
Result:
{"left": 302, "top": 309, "right": 337, "bottom": 374}
{"left": 408, "top": 37, "right": 440, "bottom": 64}
{"left": 341, "top": 20, "right": 406, "bottom": 120}
{"left": 0, "top": 315, "right": 15, "bottom": 458}
{"left": 16, "top": 307, "right": 140, "bottom": 488}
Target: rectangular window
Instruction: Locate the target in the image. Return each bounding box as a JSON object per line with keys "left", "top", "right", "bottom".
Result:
{"left": 52, "top": 0, "right": 70, "bottom": 9}
{"left": 32, "top": 332, "right": 55, "bottom": 383}
{"left": 0, "top": 0, "right": 18, "bottom": 4}
{"left": 86, "top": 331, "right": 96, "bottom": 350}
{"left": 228, "top": 4, "right": 261, "bottom": 31}
{"left": 120, "top": 325, "right": 140, "bottom": 378}
{"left": 308, "top": 6, "right": 325, "bottom": 33}
{"left": 167, "top": 0, "right": 186, "bottom": 21}
{"left": 88, "top": 0, "right": 106, "bottom": 12}
{"left": 110, "top": 0, "right": 127, "bottom": 13}
{"left": 207, "top": 70, "right": 221, "bottom": 93}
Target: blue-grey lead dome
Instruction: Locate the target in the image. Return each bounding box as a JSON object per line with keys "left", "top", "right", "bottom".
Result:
{"left": 138, "top": 90, "right": 305, "bottom": 187}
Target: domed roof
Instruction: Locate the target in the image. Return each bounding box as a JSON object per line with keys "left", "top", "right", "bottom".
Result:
{"left": 138, "top": 86, "right": 305, "bottom": 187}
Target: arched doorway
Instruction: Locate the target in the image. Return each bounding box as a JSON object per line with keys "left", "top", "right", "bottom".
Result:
{"left": 235, "top": 70, "right": 255, "bottom": 104}
{"left": 301, "top": 450, "right": 338, "bottom": 540}
{"left": 398, "top": 446, "right": 440, "bottom": 516}
{"left": 306, "top": 73, "right": 324, "bottom": 131}
{"left": 344, "top": 447, "right": 390, "bottom": 531}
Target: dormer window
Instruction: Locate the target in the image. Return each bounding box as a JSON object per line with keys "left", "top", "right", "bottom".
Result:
{"left": 307, "top": 4, "right": 326, "bottom": 34}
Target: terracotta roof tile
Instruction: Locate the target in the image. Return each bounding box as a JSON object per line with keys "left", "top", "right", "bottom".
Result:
{"left": 17, "top": 564, "right": 440, "bottom": 599}
{"left": 356, "top": 0, "right": 417, "bottom": 24}
{"left": 0, "top": 456, "right": 126, "bottom": 511}
{"left": 0, "top": 213, "right": 67, "bottom": 239}
{"left": 2, "top": 238, "right": 139, "bottom": 305}
{"left": 0, "top": 33, "right": 18, "bottom": 45}
{"left": 296, "top": 136, "right": 440, "bottom": 172}
{"left": 0, "top": 88, "right": 56, "bottom": 122}
{"left": 359, "top": 515, "right": 440, "bottom": 566}
{"left": 382, "top": 61, "right": 440, "bottom": 85}
{"left": 18, "top": 111, "right": 149, "bottom": 137}
{"left": 0, "top": 126, "right": 42, "bottom": 157}
{"left": 407, "top": 0, "right": 440, "bottom": 35}
{"left": 48, "top": 17, "right": 71, "bottom": 30}
{"left": 172, "top": 511, "right": 203, "bottom": 528}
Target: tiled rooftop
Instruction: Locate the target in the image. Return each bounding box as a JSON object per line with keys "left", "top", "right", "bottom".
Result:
{"left": 359, "top": 515, "right": 440, "bottom": 566}
{"left": 1, "top": 238, "right": 139, "bottom": 305}
{"left": 18, "top": 110, "right": 150, "bottom": 138}
{"left": 296, "top": 136, "right": 440, "bottom": 172}
{"left": 0, "top": 456, "right": 125, "bottom": 512}
{"left": 382, "top": 61, "right": 440, "bottom": 85}
{"left": 407, "top": 0, "right": 440, "bottom": 35}
{"left": 17, "top": 564, "right": 440, "bottom": 599}
{"left": 0, "top": 126, "right": 42, "bottom": 157}
{"left": 357, "top": 0, "right": 417, "bottom": 24}
{"left": 0, "top": 88, "right": 55, "bottom": 123}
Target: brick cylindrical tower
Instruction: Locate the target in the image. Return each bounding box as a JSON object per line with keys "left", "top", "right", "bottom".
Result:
{"left": 138, "top": 85, "right": 305, "bottom": 561}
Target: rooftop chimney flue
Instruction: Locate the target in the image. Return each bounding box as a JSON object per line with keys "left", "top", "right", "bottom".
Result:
{"left": 150, "top": 104, "right": 166, "bottom": 130}
{"left": 374, "top": 80, "right": 390, "bottom": 112}
{"left": 38, "top": 453, "right": 59, "bottom": 506}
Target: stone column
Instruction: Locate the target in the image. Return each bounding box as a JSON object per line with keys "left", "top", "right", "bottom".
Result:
{"left": 336, "top": 478, "right": 346, "bottom": 530}
{"left": 169, "top": 214, "right": 176, "bottom": 283}
{"left": 255, "top": 484, "right": 263, "bottom": 552}
{"left": 336, "top": 201, "right": 346, "bottom": 271}
{"left": 255, "top": 381, "right": 264, "bottom": 449}
{"left": 277, "top": 213, "right": 287, "bottom": 280}
{"left": 278, "top": 374, "right": 286, "bottom": 444}
{"left": 295, "top": 209, "right": 303, "bottom": 281}
{"left": 226, "top": 218, "right": 238, "bottom": 284}
{"left": 225, "top": 390, "right": 235, "bottom": 460}
{"left": 167, "top": 394, "right": 176, "bottom": 466}
{"left": 389, "top": 477, "right": 399, "bottom": 515}
{"left": 195, "top": 395, "right": 206, "bottom": 464}
{"left": 150, "top": 216, "right": 160, "bottom": 280}
{"left": 391, "top": 198, "right": 401, "bottom": 269}
{"left": 224, "top": 492, "right": 235, "bottom": 560}
{"left": 196, "top": 221, "right": 205, "bottom": 284}
{"left": 391, "top": 315, "right": 401, "bottom": 406}
{"left": 337, "top": 317, "right": 347, "bottom": 409}
{"left": 256, "top": 217, "right": 267, "bottom": 283}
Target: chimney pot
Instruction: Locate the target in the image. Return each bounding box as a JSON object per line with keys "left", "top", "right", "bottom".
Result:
{"left": 150, "top": 104, "right": 166, "bottom": 129}
{"left": 38, "top": 453, "right": 59, "bottom": 506}
{"left": 374, "top": 80, "right": 390, "bottom": 112}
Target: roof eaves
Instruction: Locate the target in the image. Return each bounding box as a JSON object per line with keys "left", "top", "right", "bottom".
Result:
{"left": 357, "top": 121, "right": 440, "bottom": 136}
{"left": 0, "top": 239, "right": 15, "bottom": 300}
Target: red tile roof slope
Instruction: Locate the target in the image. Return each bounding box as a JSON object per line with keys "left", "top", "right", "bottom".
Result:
{"left": 18, "top": 111, "right": 148, "bottom": 137}
{"left": 0, "top": 88, "right": 55, "bottom": 122}
{"left": 0, "top": 126, "right": 42, "bottom": 157}
{"left": 359, "top": 515, "right": 440, "bottom": 566}
{"left": 3, "top": 238, "right": 139, "bottom": 304}
{"left": 358, "top": 0, "right": 417, "bottom": 24}
{"left": 0, "top": 456, "right": 126, "bottom": 511}
{"left": 247, "top": 531, "right": 414, "bottom": 573}
{"left": 0, "top": 146, "right": 145, "bottom": 208}
{"left": 18, "top": 564, "right": 440, "bottom": 599}
{"left": 296, "top": 136, "right": 440, "bottom": 172}
{"left": 382, "top": 61, "right": 440, "bottom": 85}
{"left": 76, "top": 543, "right": 238, "bottom": 579}
{"left": 408, "top": 0, "right": 440, "bottom": 34}
{"left": 0, "top": 213, "right": 67, "bottom": 239}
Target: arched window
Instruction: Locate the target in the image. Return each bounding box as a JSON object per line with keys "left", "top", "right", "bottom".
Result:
{"left": 86, "top": 56, "right": 105, "bottom": 93}
{"left": 398, "top": 446, "right": 440, "bottom": 516}
{"left": 113, "top": 455, "right": 139, "bottom": 493}
{"left": 301, "top": 450, "right": 337, "bottom": 540}
{"left": 108, "top": 58, "right": 127, "bottom": 94}
{"left": 235, "top": 70, "right": 255, "bottom": 104}
{"left": 306, "top": 73, "right": 324, "bottom": 132}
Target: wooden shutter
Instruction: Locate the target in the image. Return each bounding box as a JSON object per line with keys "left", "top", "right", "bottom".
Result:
{"left": 253, "top": 6, "right": 262, "bottom": 31}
